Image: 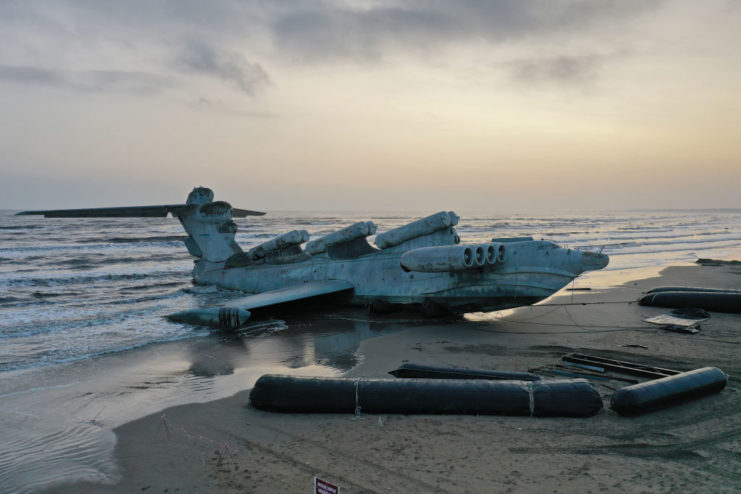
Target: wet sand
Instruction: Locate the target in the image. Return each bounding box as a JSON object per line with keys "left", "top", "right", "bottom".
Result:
{"left": 55, "top": 262, "right": 741, "bottom": 493}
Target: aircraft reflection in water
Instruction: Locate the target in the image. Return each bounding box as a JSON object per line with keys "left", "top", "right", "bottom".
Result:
{"left": 185, "top": 314, "right": 405, "bottom": 378}
{"left": 19, "top": 187, "right": 609, "bottom": 329}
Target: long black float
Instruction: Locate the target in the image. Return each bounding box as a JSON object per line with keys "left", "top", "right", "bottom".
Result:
{"left": 646, "top": 286, "right": 741, "bottom": 294}
{"left": 639, "top": 291, "right": 741, "bottom": 313}
{"left": 610, "top": 367, "right": 727, "bottom": 416}
{"left": 249, "top": 375, "right": 603, "bottom": 417}
{"left": 388, "top": 363, "right": 541, "bottom": 381}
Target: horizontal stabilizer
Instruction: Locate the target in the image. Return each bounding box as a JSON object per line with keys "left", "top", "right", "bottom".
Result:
{"left": 232, "top": 208, "right": 267, "bottom": 218}
{"left": 16, "top": 204, "right": 265, "bottom": 218}
{"left": 226, "top": 280, "right": 354, "bottom": 311}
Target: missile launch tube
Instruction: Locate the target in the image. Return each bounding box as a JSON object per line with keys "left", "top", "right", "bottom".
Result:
{"left": 248, "top": 230, "right": 310, "bottom": 259}
{"left": 375, "top": 211, "right": 460, "bottom": 249}
{"left": 305, "top": 221, "right": 377, "bottom": 255}
{"left": 400, "top": 245, "right": 475, "bottom": 272}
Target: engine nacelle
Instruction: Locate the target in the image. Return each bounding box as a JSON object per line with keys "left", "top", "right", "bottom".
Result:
{"left": 400, "top": 245, "right": 476, "bottom": 273}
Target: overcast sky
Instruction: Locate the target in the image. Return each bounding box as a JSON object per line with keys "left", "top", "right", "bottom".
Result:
{"left": 1, "top": 0, "right": 740, "bottom": 211}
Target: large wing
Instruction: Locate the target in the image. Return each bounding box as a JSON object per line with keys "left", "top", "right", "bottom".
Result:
{"left": 225, "top": 280, "right": 355, "bottom": 310}
{"left": 16, "top": 204, "right": 265, "bottom": 218}
{"left": 167, "top": 280, "right": 355, "bottom": 329}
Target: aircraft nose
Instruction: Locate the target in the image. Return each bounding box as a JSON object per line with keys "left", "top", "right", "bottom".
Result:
{"left": 580, "top": 251, "right": 609, "bottom": 271}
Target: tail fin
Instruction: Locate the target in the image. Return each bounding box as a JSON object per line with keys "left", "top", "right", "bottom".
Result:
{"left": 178, "top": 187, "right": 244, "bottom": 263}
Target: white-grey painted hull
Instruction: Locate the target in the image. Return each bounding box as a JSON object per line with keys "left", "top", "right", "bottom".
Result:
{"left": 194, "top": 239, "right": 603, "bottom": 313}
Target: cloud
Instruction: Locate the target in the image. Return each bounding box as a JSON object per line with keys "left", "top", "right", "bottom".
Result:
{"left": 270, "top": 1, "right": 660, "bottom": 62}
{"left": 0, "top": 65, "right": 63, "bottom": 85}
{"left": 0, "top": 0, "right": 660, "bottom": 97}
{"left": 175, "top": 40, "right": 270, "bottom": 95}
{"left": 506, "top": 54, "right": 608, "bottom": 85}
{"left": 0, "top": 65, "right": 171, "bottom": 94}
{"left": 2, "top": 1, "right": 661, "bottom": 63}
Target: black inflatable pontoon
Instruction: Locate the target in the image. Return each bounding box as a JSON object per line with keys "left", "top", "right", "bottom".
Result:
{"left": 646, "top": 286, "right": 741, "bottom": 294}
{"left": 639, "top": 291, "right": 741, "bottom": 313}
{"left": 610, "top": 367, "right": 727, "bottom": 416}
{"left": 249, "top": 375, "right": 603, "bottom": 417}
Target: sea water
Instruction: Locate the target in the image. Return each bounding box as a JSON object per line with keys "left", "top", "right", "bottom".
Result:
{"left": 1, "top": 208, "right": 740, "bottom": 491}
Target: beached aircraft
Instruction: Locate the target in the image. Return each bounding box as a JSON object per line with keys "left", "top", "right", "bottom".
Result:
{"left": 18, "top": 186, "right": 609, "bottom": 329}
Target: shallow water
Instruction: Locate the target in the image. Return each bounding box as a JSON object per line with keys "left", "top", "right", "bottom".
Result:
{"left": 1, "top": 207, "right": 740, "bottom": 492}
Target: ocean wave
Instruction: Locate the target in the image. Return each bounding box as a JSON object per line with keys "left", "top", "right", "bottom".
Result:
{"left": 0, "top": 330, "right": 202, "bottom": 373}
{"left": 101, "top": 290, "right": 187, "bottom": 306}
{"left": 600, "top": 239, "right": 741, "bottom": 257}
{"left": 2, "top": 269, "right": 187, "bottom": 288}
{"left": 119, "top": 281, "right": 186, "bottom": 291}
{"left": 602, "top": 235, "right": 741, "bottom": 251}
{"left": 32, "top": 291, "right": 84, "bottom": 298}
{"left": 594, "top": 230, "right": 730, "bottom": 242}
{"left": 182, "top": 284, "right": 221, "bottom": 294}
{"left": 0, "top": 225, "right": 42, "bottom": 230}
{"left": 0, "top": 297, "right": 187, "bottom": 344}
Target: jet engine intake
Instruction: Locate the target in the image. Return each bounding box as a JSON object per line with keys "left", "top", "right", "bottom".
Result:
{"left": 473, "top": 245, "right": 486, "bottom": 267}
{"left": 488, "top": 242, "right": 507, "bottom": 263}
{"left": 480, "top": 244, "right": 496, "bottom": 264}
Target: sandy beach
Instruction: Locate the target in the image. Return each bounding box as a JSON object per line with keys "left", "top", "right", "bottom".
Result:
{"left": 51, "top": 260, "right": 740, "bottom": 494}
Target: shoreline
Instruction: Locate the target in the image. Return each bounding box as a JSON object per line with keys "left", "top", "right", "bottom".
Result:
{"left": 54, "top": 259, "right": 741, "bottom": 494}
